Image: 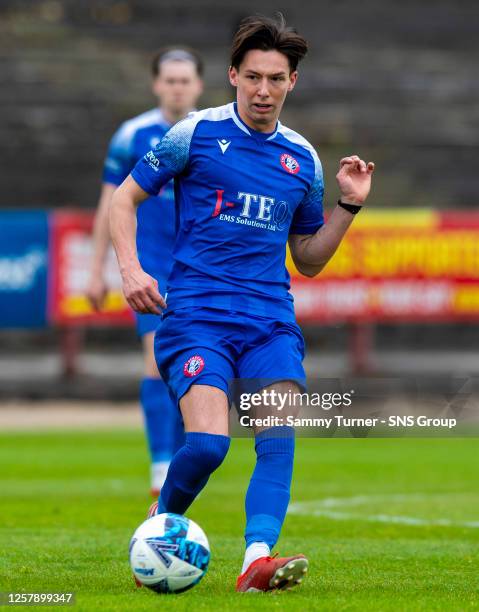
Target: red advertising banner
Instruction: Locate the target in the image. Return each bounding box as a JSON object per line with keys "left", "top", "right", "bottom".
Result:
{"left": 49, "top": 211, "right": 133, "bottom": 325}
{"left": 288, "top": 210, "right": 479, "bottom": 322}
{"left": 48, "top": 209, "right": 479, "bottom": 325}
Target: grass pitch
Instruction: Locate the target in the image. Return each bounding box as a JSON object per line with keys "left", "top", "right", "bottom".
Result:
{"left": 0, "top": 429, "right": 478, "bottom": 611}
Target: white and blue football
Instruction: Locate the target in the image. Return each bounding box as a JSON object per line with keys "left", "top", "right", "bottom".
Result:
{"left": 129, "top": 513, "right": 210, "bottom": 594}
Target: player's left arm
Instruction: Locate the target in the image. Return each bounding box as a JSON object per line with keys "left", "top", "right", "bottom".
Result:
{"left": 289, "top": 155, "right": 374, "bottom": 277}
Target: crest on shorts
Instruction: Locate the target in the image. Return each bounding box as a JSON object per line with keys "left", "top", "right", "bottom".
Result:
{"left": 280, "top": 153, "right": 300, "bottom": 174}
{"left": 183, "top": 355, "right": 205, "bottom": 377}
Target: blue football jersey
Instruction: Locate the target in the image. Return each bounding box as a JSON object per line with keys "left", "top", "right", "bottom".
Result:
{"left": 103, "top": 108, "right": 175, "bottom": 286}
{"left": 131, "top": 102, "right": 324, "bottom": 322}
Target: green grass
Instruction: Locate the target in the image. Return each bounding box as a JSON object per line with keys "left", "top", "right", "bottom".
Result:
{"left": 0, "top": 431, "right": 478, "bottom": 611}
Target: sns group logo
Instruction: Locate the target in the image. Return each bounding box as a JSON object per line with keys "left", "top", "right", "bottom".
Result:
{"left": 280, "top": 153, "right": 300, "bottom": 175}
{"left": 183, "top": 355, "right": 205, "bottom": 378}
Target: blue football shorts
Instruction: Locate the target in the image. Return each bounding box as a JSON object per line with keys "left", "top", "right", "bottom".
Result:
{"left": 135, "top": 311, "right": 161, "bottom": 337}
{"left": 133, "top": 274, "right": 166, "bottom": 338}
{"left": 154, "top": 307, "right": 306, "bottom": 407}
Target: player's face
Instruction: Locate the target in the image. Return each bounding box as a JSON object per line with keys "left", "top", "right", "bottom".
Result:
{"left": 152, "top": 60, "right": 203, "bottom": 118}
{"left": 229, "top": 49, "right": 297, "bottom": 132}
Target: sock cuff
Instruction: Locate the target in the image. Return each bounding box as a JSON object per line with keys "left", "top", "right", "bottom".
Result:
{"left": 185, "top": 431, "right": 231, "bottom": 452}
{"left": 255, "top": 426, "right": 295, "bottom": 455}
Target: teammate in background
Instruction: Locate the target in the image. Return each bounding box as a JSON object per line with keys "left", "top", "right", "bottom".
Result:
{"left": 110, "top": 15, "right": 374, "bottom": 592}
{"left": 86, "top": 48, "right": 203, "bottom": 496}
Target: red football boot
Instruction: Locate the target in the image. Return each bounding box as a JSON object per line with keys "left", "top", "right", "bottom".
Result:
{"left": 236, "top": 554, "right": 308, "bottom": 592}
{"left": 147, "top": 501, "right": 159, "bottom": 518}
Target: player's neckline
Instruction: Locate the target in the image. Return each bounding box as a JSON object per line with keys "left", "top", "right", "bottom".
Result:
{"left": 232, "top": 103, "right": 279, "bottom": 141}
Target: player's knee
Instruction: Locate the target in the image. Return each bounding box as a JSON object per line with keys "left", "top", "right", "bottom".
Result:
{"left": 186, "top": 432, "right": 230, "bottom": 473}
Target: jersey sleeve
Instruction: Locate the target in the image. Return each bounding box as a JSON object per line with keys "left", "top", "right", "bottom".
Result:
{"left": 131, "top": 115, "right": 197, "bottom": 196}
{"left": 102, "top": 123, "right": 135, "bottom": 186}
{"left": 289, "top": 149, "right": 324, "bottom": 235}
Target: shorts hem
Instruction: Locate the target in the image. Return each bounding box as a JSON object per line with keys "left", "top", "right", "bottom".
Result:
{"left": 175, "top": 378, "right": 231, "bottom": 409}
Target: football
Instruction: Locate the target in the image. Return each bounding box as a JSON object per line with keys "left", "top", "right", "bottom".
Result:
{"left": 129, "top": 512, "right": 210, "bottom": 594}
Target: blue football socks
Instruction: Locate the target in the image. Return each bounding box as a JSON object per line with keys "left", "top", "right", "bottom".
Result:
{"left": 140, "top": 378, "right": 177, "bottom": 462}
{"left": 244, "top": 426, "right": 295, "bottom": 549}
{"left": 158, "top": 432, "right": 230, "bottom": 514}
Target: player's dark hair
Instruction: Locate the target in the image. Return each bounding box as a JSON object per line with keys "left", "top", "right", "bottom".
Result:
{"left": 151, "top": 46, "right": 204, "bottom": 77}
{"left": 231, "top": 14, "right": 308, "bottom": 73}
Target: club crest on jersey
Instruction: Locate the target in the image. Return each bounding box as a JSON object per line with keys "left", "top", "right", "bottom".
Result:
{"left": 183, "top": 355, "right": 205, "bottom": 377}
{"left": 280, "top": 153, "right": 300, "bottom": 174}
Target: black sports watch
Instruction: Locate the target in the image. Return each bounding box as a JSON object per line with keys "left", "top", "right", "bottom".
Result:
{"left": 338, "top": 200, "right": 362, "bottom": 215}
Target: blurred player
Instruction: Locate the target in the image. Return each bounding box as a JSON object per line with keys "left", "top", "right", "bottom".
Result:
{"left": 110, "top": 15, "right": 374, "bottom": 592}
{"left": 86, "top": 48, "right": 203, "bottom": 496}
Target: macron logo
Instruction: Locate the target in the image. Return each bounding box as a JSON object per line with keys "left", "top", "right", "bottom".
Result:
{"left": 217, "top": 139, "right": 231, "bottom": 154}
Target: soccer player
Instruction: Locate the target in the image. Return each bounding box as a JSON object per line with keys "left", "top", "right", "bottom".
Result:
{"left": 86, "top": 48, "right": 203, "bottom": 496}
{"left": 110, "top": 15, "right": 374, "bottom": 592}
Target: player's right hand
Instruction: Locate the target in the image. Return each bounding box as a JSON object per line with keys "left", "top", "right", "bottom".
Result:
{"left": 86, "top": 276, "right": 108, "bottom": 311}
{"left": 122, "top": 268, "right": 166, "bottom": 314}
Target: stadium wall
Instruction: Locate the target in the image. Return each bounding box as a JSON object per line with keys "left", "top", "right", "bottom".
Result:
{"left": 0, "top": 0, "right": 478, "bottom": 209}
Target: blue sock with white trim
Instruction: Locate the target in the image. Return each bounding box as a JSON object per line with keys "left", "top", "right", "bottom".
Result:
{"left": 244, "top": 426, "right": 295, "bottom": 550}
{"left": 158, "top": 432, "right": 230, "bottom": 514}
